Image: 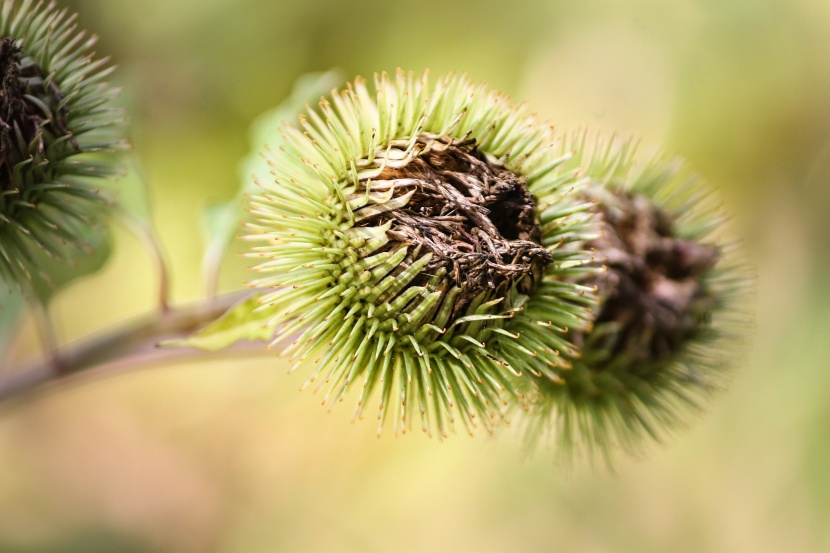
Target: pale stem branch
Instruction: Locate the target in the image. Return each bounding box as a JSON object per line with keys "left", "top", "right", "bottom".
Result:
{"left": 119, "top": 209, "right": 172, "bottom": 313}
{"left": 30, "top": 298, "right": 60, "bottom": 372}
{"left": 0, "top": 291, "right": 251, "bottom": 403}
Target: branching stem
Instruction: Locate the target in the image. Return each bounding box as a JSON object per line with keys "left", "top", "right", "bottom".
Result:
{"left": 0, "top": 291, "right": 251, "bottom": 403}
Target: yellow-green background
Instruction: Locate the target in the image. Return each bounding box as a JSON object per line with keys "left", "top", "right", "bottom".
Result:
{"left": 2, "top": 0, "right": 830, "bottom": 551}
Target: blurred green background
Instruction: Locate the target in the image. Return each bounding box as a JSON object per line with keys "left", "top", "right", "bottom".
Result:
{"left": 2, "top": 0, "right": 830, "bottom": 551}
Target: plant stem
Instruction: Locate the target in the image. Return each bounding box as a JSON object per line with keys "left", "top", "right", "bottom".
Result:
{"left": 121, "top": 211, "right": 173, "bottom": 313}
{"left": 0, "top": 291, "right": 252, "bottom": 403}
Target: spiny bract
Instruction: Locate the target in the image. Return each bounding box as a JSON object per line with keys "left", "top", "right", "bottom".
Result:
{"left": 246, "top": 70, "right": 597, "bottom": 438}
{"left": 520, "top": 137, "right": 752, "bottom": 462}
{"left": 0, "top": 0, "right": 124, "bottom": 290}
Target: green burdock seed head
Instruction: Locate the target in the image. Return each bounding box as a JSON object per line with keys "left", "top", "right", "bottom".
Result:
{"left": 246, "top": 70, "right": 597, "bottom": 438}
{"left": 522, "top": 137, "right": 752, "bottom": 461}
{"left": 0, "top": 0, "right": 124, "bottom": 289}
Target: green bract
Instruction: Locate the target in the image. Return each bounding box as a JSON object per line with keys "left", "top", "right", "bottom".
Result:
{"left": 0, "top": 0, "right": 124, "bottom": 290}
{"left": 245, "top": 70, "right": 597, "bottom": 437}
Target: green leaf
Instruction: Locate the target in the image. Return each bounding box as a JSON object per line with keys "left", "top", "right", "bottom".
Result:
{"left": 165, "top": 294, "right": 276, "bottom": 351}
{"left": 201, "top": 70, "right": 344, "bottom": 292}
{"left": 241, "top": 70, "right": 345, "bottom": 191}
{"left": 29, "top": 222, "right": 112, "bottom": 305}
{"left": 112, "top": 157, "right": 155, "bottom": 221}
{"left": 0, "top": 287, "right": 25, "bottom": 363}
{"left": 201, "top": 201, "right": 240, "bottom": 295}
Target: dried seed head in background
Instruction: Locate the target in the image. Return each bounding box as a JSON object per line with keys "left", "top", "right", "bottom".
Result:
{"left": 0, "top": 0, "right": 125, "bottom": 290}
{"left": 521, "top": 138, "right": 753, "bottom": 462}
{"left": 245, "top": 70, "right": 598, "bottom": 438}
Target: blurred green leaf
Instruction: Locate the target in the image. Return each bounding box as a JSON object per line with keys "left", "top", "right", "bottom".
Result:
{"left": 202, "top": 200, "right": 238, "bottom": 294}
{"left": 0, "top": 287, "right": 25, "bottom": 359}
{"left": 28, "top": 222, "right": 113, "bottom": 305}
{"left": 165, "top": 293, "right": 274, "bottom": 351}
{"left": 240, "top": 70, "right": 344, "bottom": 191}
{"left": 112, "top": 158, "right": 155, "bottom": 221}
{"left": 201, "top": 70, "right": 343, "bottom": 293}
{"left": 0, "top": 222, "right": 110, "bottom": 359}
{"left": 109, "top": 158, "right": 171, "bottom": 309}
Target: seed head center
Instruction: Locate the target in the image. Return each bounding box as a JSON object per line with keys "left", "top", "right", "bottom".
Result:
{"left": 0, "top": 37, "right": 73, "bottom": 190}
{"left": 353, "top": 135, "right": 552, "bottom": 316}
{"left": 583, "top": 188, "right": 720, "bottom": 365}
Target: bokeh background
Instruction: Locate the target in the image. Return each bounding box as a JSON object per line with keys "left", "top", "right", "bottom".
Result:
{"left": 2, "top": 0, "right": 829, "bottom": 551}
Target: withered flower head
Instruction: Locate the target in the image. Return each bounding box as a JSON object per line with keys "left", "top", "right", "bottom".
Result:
{"left": 0, "top": 0, "right": 124, "bottom": 289}
{"left": 522, "top": 138, "right": 752, "bottom": 461}
{"left": 245, "top": 70, "right": 597, "bottom": 438}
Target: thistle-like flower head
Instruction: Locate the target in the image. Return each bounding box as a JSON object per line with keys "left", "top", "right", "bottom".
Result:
{"left": 522, "top": 138, "right": 752, "bottom": 461}
{"left": 0, "top": 0, "right": 124, "bottom": 289}
{"left": 246, "top": 70, "right": 597, "bottom": 437}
